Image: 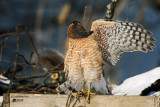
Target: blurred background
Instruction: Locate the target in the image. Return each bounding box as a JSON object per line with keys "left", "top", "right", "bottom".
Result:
{"left": 0, "top": 0, "right": 160, "bottom": 85}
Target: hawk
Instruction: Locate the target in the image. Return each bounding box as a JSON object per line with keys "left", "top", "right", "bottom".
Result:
{"left": 56, "top": 19, "right": 156, "bottom": 99}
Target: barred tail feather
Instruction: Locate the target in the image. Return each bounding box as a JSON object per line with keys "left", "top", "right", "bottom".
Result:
{"left": 56, "top": 80, "right": 71, "bottom": 94}
{"left": 56, "top": 79, "right": 84, "bottom": 94}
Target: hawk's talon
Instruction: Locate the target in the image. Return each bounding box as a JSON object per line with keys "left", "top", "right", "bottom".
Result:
{"left": 74, "top": 91, "right": 87, "bottom": 98}
{"left": 74, "top": 92, "right": 78, "bottom": 99}
{"left": 73, "top": 82, "right": 95, "bottom": 103}
{"left": 74, "top": 81, "right": 87, "bottom": 98}
{"left": 74, "top": 82, "right": 96, "bottom": 103}
{"left": 86, "top": 91, "right": 96, "bottom": 103}
{"left": 86, "top": 82, "right": 96, "bottom": 103}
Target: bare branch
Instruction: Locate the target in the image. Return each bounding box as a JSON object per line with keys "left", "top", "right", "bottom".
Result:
{"left": 26, "top": 28, "right": 40, "bottom": 59}
{"left": 0, "top": 41, "right": 5, "bottom": 65}
{"left": 105, "top": 0, "right": 118, "bottom": 20}
{"left": 15, "top": 72, "right": 48, "bottom": 81}
{"left": 0, "top": 32, "right": 36, "bottom": 39}
{"left": 82, "top": 6, "right": 87, "bottom": 26}
{"left": 18, "top": 54, "right": 32, "bottom": 65}
{"left": 7, "top": 25, "right": 21, "bottom": 93}
{"left": 0, "top": 61, "right": 26, "bottom": 65}
{"left": 33, "top": 62, "right": 63, "bottom": 91}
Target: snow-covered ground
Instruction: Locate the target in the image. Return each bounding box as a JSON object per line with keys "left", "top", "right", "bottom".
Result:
{"left": 0, "top": 75, "right": 10, "bottom": 84}
{"left": 148, "top": 91, "right": 160, "bottom": 96}
{"left": 0, "top": 75, "right": 9, "bottom": 106}
{"left": 0, "top": 96, "right": 3, "bottom": 106}
{"left": 112, "top": 67, "right": 160, "bottom": 96}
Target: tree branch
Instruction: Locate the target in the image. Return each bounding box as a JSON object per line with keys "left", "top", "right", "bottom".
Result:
{"left": 105, "top": 0, "right": 118, "bottom": 20}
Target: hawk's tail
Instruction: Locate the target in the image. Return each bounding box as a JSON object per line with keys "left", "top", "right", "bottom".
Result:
{"left": 56, "top": 79, "right": 83, "bottom": 94}
{"left": 56, "top": 80, "right": 71, "bottom": 94}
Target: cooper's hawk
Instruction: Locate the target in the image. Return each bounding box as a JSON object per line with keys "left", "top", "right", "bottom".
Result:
{"left": 56, "top": 19, "right": 156, "bottom": 97}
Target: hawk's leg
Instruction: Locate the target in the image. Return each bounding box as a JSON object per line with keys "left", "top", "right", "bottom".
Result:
{"left": 74, "top": 82, "right": 96, "bottom": 103}
{"left": 86, "top": 82, "right": 96, "bottom": 103}
{"left": 74, "top": 81, "right": 87, "bottom": 98}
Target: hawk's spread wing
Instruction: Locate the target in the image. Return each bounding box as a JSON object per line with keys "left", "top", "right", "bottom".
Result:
{"left": 91, "top": 19, "right": 156, "bottom": 65}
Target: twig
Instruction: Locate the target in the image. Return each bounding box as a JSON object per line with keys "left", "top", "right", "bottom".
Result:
{"left": 33, "top": 73, "right": 51, "bottom": 91}
{"left": 33, "top": 62, "right": 63, "bottom": 91}
{"left": 0, "top": 61, "right": 26, "bottom": 65}
{"left": 13, "top": 25, "right": 20, "bottom": 81}
{"left": 65, "top": 92, "right": 72, "bottom": 107}
{"left": 105, "top": 0, "right": 118, "bottom": 20}
{"left": 0, "top": 40, "right": 5, "bottom": 68}
{"left": 29, "top": 51, "right": 34, "bottom": 62}
{"left": 16, "top": 70, "right": 60, "bottom": 81}
{"left": 82, "top": 6, "right": 87, "bottom": 22}
{"left": 37, "top": 87, "right": 57, "bottom": 93}
{"left": 0, "top": 32, "right": 36, "bottom": 39}
{"left": 18, "top": 52, "right": 34, "bottom": 76}
{"left": 0, "top": 37, "right": 8, "bottom": 73}
{"left": 58, "top": 2, "right": 71, "bottom": 24}
{"left": 47, "top": 62, "right": 64, "bottom": 71}
{"left": 34, "top": 0, "right": 49, "bottom": 50}
{"left": 18, "top": 54, "right": 32, "bottom": 65}
{"left": 15, "top": 72, "right": 48, "bottom": 81}
{"left": 7, "top": 25, "right": 21, "bottom": 93}
{"left": 72, "top": 97, "right": 79, "bottom": 107}
{"left": 26, "top": 28, "right": 40, "bottom": 59}
{"left": 18, "top": 64, "right": 27, "bottom": 76}
{"left": 34, "top": 0, "right": 49, "bottom": 32}
{"left": 82, "top": 6, "right": 87, "bottom": 28}
{"left": 126, "top": 4, "right": 132, "bottom": 21}
{"left": 114, "top": 0, "right": 129, "bottom": 18}
{"left": 81, "top": 0, "right": 95, "bottom": 29}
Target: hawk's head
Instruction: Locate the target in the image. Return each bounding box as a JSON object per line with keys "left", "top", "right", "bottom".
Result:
{"left": 67, "top": 21, "right": 93, "bottom": 39}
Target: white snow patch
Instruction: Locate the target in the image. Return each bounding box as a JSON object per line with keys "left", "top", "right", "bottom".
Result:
{"left": 0, "top": 96, "right": 3, "bottom": 106}
{"left": 149, "top": 91, "right": 160, "bottom": 96}
{"left": 0, "top": 75, "right": 10, "bottom": 84}
{"left": 112, "top": 67, "right": 160, "bottom": 96}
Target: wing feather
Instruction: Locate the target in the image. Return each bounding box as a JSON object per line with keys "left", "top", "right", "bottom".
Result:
{"left": 91, "top": 19, "right": 156, "bottom": 66}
